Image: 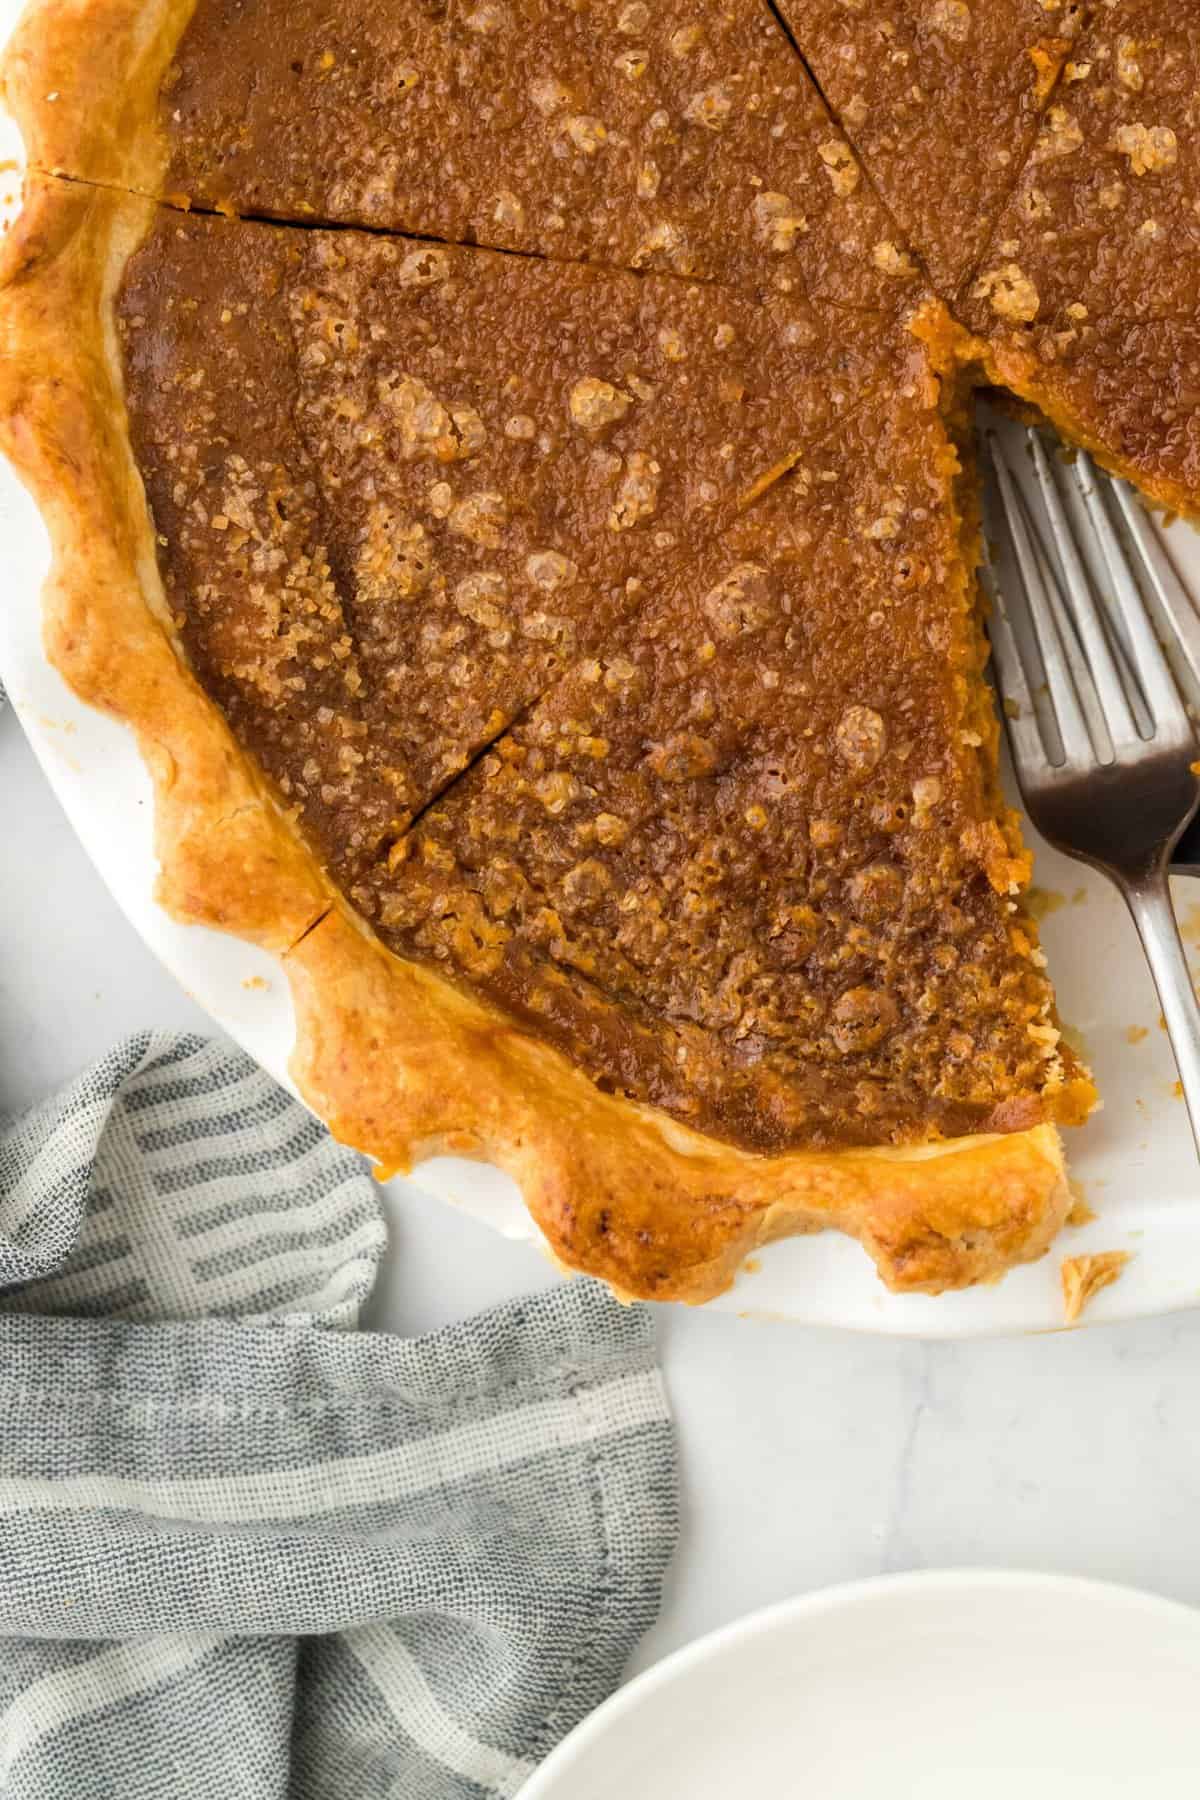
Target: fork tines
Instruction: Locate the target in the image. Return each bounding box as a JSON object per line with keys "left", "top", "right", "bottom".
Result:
{"left": 980, "top": 422, "right": 1197, "bottom": 778}
{"left": 979, "top": 416, "right": 1200, "bottom": 1167}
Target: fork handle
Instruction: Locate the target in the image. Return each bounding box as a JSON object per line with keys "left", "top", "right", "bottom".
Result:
{"left": 1124, "top": 875, "right": 1200, "bottom": 1164}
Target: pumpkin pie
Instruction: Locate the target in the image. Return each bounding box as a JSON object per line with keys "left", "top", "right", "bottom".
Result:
{"left": 24, "top": 0, "right": 1200, "bottom": 1305}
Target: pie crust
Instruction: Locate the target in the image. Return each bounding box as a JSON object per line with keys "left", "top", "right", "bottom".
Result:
{"left": 0, "top": 0, "right": 1086, "bottom": 1305}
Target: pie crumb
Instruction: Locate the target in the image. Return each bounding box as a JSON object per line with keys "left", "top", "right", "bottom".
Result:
{"left": 1061, "top": 1251, "right": 1132, "bottom": 1324}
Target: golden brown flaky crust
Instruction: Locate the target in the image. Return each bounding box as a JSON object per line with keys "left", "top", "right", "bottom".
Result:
{"left": 0, "top": 72, "right": 1073, "bottom": 1302}
{"left": 0, "top": 177, "right": 332, "bottom": 952}
{"left": 1, "top": 0, "right": 193, "bottom": 193}
{"left": 288, "top": 905, "right": 1072, "bottom": 1302}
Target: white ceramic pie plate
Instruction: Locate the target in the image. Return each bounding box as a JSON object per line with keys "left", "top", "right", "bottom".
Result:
{"left": 522, "top": 1572, "right": 1200, "bottom": 1797}
{"left": 5, "top": 94, "right": 1200, "bottom": 1335}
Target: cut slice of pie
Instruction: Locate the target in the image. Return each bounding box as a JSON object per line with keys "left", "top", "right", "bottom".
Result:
{"left": 116, "top": 200, "right": 892, "bottom": 873}
{"left": 321, "top": 330, "right": 1093, "bottom": 1296}
{"left": 363, "top": 341, "right": 1093, "bottom": 1158}
{"left": 958, "top": 2, "right": 1200, "bottom": 516}
{"left": 5, "top": 0, "right": 921, "bottom": 309}
{"left": 775, "top": 0, "right": 1087, "bottom": 296}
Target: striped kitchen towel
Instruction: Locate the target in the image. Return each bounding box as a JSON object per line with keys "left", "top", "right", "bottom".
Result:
{"left": 0, "top": 1032, "right": 677, "bottom": 1798}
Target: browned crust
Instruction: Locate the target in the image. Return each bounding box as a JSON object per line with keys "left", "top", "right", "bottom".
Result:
{"left": 0, "top": 176, "right": 331, "bottom": 951}
{"left": 287, "top": 904, "right": 1073, "bottom": 1303}
{"left": 2, "top": 0, "right": 193, "bottom": 193}
{"left": 0, "top": 166, "right": 1075, "bottom": 1306}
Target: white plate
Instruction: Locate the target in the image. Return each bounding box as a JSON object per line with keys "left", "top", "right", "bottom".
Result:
{"left": 523, "top": 1572, "right": 1200, "bottom": 1798}
{"left": 4, "top": 71, "right": 1200, "bottom": 1333}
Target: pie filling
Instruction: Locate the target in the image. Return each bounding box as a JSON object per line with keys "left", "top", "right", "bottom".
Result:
{"left": 774, "top": 0, "right": 1088, "bottom": 297}
{"left": 120, "top": 212, "right": 894, "bottom": 879}
{"left": 116, "top": 204, "right": 1089, "bottom": 1156}
{"left": 158, "top": 0, "right": 918, "bottom": 310}
{"left": 10, "top": 0, "right": 1200, "bottom": 1287}
{"left": 361, "top": 356, "right": 1090, "bottom": 1155}
{"left": 113, "top": 0, "right": 1200, "bottom": 1163}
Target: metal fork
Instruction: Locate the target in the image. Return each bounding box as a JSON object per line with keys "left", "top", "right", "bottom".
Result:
{"left": 980, "top": 423, "right": 1200, "bottom": 1160}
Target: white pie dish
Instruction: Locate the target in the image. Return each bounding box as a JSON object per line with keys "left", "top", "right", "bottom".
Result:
{"left": 521, "top": 1571, "right": 1200, "bottom": 1797}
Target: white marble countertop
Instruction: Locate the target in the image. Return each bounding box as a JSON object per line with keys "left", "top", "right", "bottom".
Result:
{"left": 6, "top": 701, "right": 1200, "bottom": 1676}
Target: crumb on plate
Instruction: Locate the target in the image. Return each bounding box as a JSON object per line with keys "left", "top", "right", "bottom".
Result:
{"left": 1061, "top": 1250, "right": 1132, "bottom": 1324}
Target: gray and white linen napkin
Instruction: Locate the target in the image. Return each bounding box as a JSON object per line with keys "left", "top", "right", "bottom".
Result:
{"left": 0, "top": 1032, "right": 677, "bottom": 1798}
